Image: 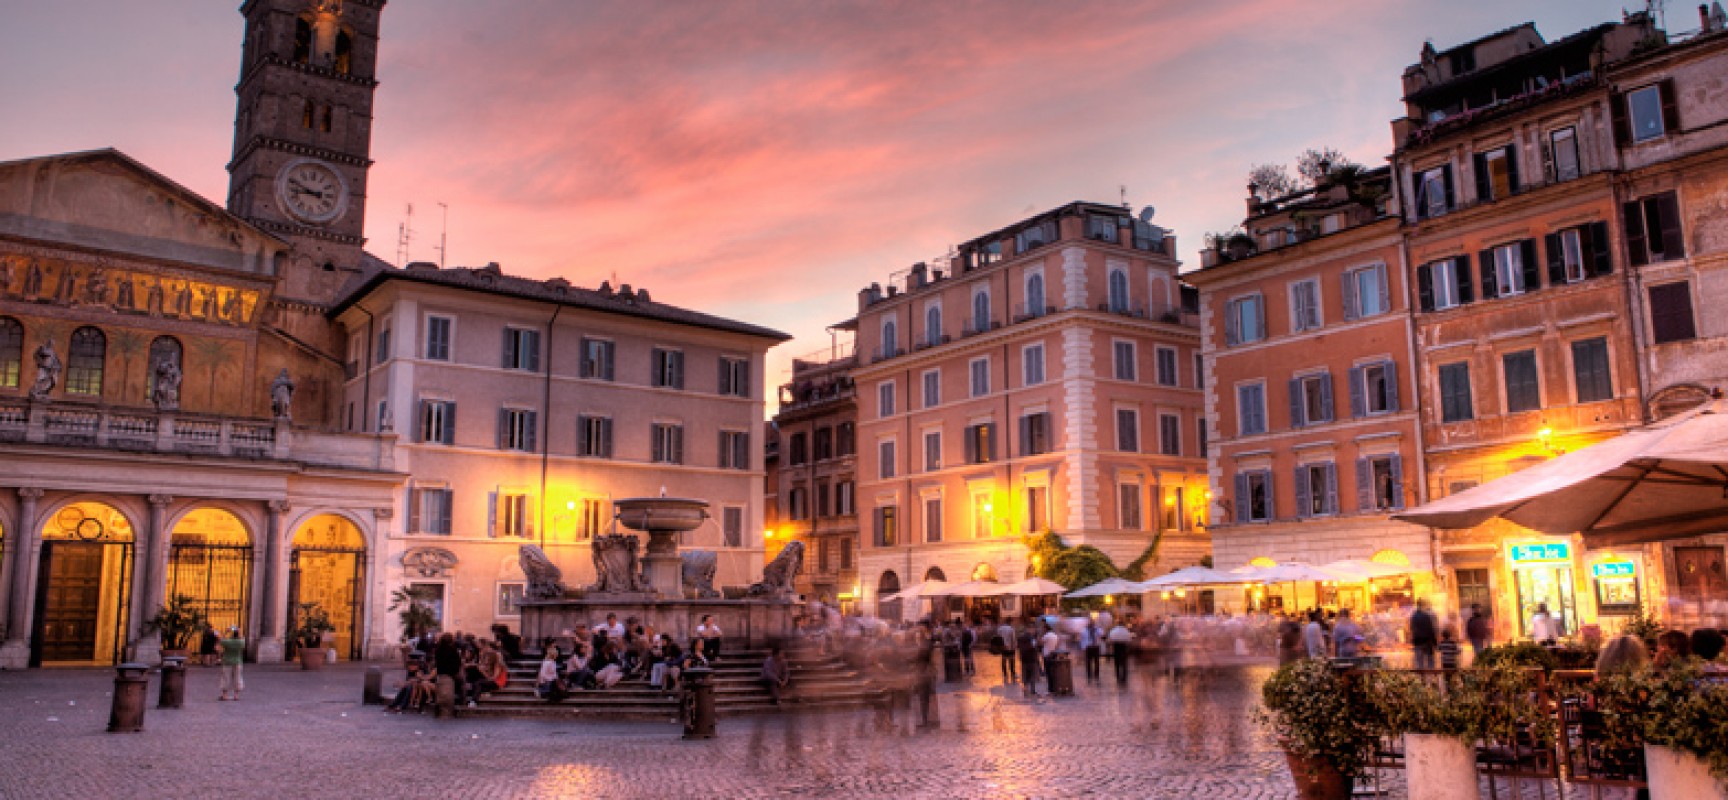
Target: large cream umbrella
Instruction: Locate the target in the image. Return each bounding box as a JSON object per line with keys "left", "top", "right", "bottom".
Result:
{"left": 1394, "top": 397, "right": 1728, "bottom": 547}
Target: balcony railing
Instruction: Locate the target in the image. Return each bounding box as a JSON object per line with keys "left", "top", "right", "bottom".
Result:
{"left": 961, "top": 318, "right": 1001, "bottom": 338}
{"left": 1013, "top": 303, "right": 1057, "bottom": 323}
{"left": 0, "top": 398, "right": 397, "bottom": 470}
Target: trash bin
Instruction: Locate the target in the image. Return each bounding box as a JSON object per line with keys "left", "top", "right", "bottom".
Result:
{"left": 943, "top": 644, "right": 963, "bottom": 683}
{"left": 682, "top": 667, "right": 716, "bottom": 739}
{"left": 109, "top": 662, "right": 150, "bottom": 732}
{"left": 158, "top": 656, "right": 187, "bottom": 709}
{"left": 1047, "top": 652, "right": 1074, "bottom": 697}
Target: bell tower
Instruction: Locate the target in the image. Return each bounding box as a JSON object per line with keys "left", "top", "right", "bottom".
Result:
{"left": 227, "top": 0, "right": 386, "bottom": 306}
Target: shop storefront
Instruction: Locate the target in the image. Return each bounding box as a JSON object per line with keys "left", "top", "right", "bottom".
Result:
{"left": 1507, "top": 541, "right": 1578, "bottom": 638}
{"left": 1586, "top": 554, "right": 1643, "bottom": 619}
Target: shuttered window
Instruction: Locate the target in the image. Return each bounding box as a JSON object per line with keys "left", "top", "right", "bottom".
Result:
{"left": 1648, "top": 282, "right": 1697, "bottom": 344}
{"left": 1502, "top": 351, "right": 1541, "bottom": 413}
{"left": 1439, "top": 363, "right": 1473, "bottom": 423}
{"left": 1571, "top": 338, "right": 1613, "bottom": 403}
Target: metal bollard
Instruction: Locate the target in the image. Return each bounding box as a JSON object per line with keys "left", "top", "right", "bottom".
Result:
{"left": 943, "top": 645, "right": 963, "bottom": 683}
{"left": 681, "top": 667, "right": 715, "bottom": 739}
{"left": 109, "top": 663, "right": 150, "bottom": 733}
{"left": 434, "top": 675, "right": 456, "bottom": 719}
{"left": 158, "top": 656, "right": 187, "bottom": 709}
{"left": 362, "top": 665, "right": 383, "bottom": 705}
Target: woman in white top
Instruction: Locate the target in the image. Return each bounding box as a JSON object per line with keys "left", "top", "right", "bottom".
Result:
{"left": 1529, "top": 603, "right": 1560, "bottom": 645}
{"left": 696, "top": 615, "right": 723, "bottom": 659}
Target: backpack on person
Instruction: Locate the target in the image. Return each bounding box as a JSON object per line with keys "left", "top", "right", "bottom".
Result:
{"left": 988, "top": 634, "right": 1005, "bottom": 655}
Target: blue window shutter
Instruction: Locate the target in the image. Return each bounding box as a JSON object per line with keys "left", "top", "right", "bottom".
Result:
{"left": 1390, "top": 455, "right": 1405, "bottom": 510}
{"left": 1324, "top": 463, "right": 1340, "bottom": 515}
{"left": 1294, "top": 466, "right": 1311, "bottom": 519}
{"left": 1383, "top": 361, "right": 1400, "bottom": 412}
{"left": 1318, "top": 372, "right": 1334, "bottom": 422}
{"left": 1288, "top": 379, "right": 1305, "bottom": 429}
{"left": 603, "top": 343, "right": 615, "bottom": 381}
{"left": 1377, "top": 266, "right": 1391, "bottom": 313}
{"left": 487, "top": 490, "right": 498, "bottom": 537}
{"left": 1355, "top": 459, "right": 1373, "bottom": 512}
{"left": 1348, "top": 366, "right": 1366, "bottom": 418}
{"left": 1341, "top": 273, "right": 1359, "bottom": 321}
{"left": 580, "top": 339, "right": 594, "bottom": 378}
{"left": 1234, "top": 473, "right": 1249, "bottom": 523}
{"left": 672, "top": 352, "right": 684, "bottom": 389}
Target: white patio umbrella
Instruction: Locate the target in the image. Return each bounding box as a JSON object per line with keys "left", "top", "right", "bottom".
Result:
{"left": 925, "top": 580, "right": 1011, "bottom": 598}
{"left": 1393, "top": 397, "right": 1728, "bottom": 547}
{"left": 878, "top": 578, "right": 948, "bottom": 604}
{"left": 1001, "top": 577, "right": 1069, "bottom": 596}
{"left": 1136, "top": 566, "right": 1243, "bottom": 589}
{"left": 1318, "top": 559, "right": 1413, "bottom": 582}
{"left": 1064, "top": 577, "right": 1140, "bottom": 598}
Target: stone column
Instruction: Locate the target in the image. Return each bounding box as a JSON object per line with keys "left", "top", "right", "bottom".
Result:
{"left": 256, "top": 499, "right": 290, "bottom": 662}
{"left": 129, "top": 494, "right": 173, "bottom": 664}
{"left": 0, "top": 488, "right": 45, "bottom": 668}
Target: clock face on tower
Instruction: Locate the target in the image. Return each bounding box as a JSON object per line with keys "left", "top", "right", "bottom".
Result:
{"left": 275, "top": 158, "right": 350, "bottom": 225}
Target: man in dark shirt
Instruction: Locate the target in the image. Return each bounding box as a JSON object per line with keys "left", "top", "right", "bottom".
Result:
{"left": 1409, "top": 600, "right": 1438, "bottom": 670}
{"left": 1465, "top": 604, "right": 1491, "bottom": 659}
{"left": 759, "top": 646, "right": 791, "bottom": 705}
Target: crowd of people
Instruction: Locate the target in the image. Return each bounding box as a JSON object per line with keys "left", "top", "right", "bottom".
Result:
{"left": 384, "top": 624, "right": 521, "bottom": 713}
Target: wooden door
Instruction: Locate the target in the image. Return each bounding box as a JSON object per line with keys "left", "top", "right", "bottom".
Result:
{"left": 1674, "top": 546, "right": 1728, "bottom": 604}
{"left": 37, "top": 543, "right": 103, "bottom": 662}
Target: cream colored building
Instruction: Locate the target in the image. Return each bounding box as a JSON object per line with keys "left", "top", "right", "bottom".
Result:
{"left": 331, "top": 265, "right": 788, "bottom": 639}
{"left": 849, "top": 202, "right": 1210, "bottom": 618}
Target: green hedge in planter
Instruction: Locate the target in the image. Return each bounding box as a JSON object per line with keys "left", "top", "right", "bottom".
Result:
{"left": 1366, "top": 664, "right": 1555, "bottom": 747}
{"left": 1256, "top": 658, "right": 1384, "bottom": 780}
{"left": 1596, "top": 661, "right": 1728, "bottom": 780}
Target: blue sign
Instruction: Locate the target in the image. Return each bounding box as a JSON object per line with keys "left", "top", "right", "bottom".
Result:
{"left": 1509, "top": 542, "right": 1571, "bottom": 564}
{"left": 1592, "top": 560, "right": 1636, "bottom": 578}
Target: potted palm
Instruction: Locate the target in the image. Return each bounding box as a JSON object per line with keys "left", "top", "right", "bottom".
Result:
{"left": 289, "top": 602, "right": 337, "bottom": 671}
{"left": 143, "top": 593, "right": 207, "bottom": 663}
{"left": 388, "top": 586, "right": 437, "bottom": 663}
{"left": 1256, "top": 658, "right": 1382, "bottom": 799}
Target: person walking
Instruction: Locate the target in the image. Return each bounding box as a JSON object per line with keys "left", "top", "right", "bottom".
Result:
{"left": 959, "top": 621, "right": 976, "bottom": 676}
{"left": 1465, "top": 604, "right": 1491, "bottom": 659}
{"left": 1107, "top": 620, "right": 1133, "bottom": 685}
{"left": 1409, "top": 600, "right": 1438, "bottom": 670}
{"left": 1039, "top": 621, "right": 1062, "bottom": 696}
{"left": 995, "top": 619, "right": 1018, "bottom": 686}
{"left": 1332, "top": 609, "right": 1363, "bottom": 659}
{"left": 1275, "top": 614, "right": 1303, "bottom": 665}
{"left": 216, "top": 626, "right": 245, "bottom": 701}
{"left": 1081, "top": 618, "right": 1103, "bottom": 683}
{"left": 1016, "top": 624, "right": 1043, "bottom": 699}
{"left": 1529, "top": 603, "right": 1559, "bottom": 646}
{"left": 1302, "top": 610, "right": 1329, "bottom": 659}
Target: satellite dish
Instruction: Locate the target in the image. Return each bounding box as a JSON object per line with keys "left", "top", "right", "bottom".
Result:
{"left": 1138, "top": 205, "right": 1156, "bottom": 224}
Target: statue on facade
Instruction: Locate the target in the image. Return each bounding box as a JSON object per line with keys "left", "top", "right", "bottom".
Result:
{"left": 681, "top": 550, "right": 720, "bottom": 598}
{"left": 29, "top": 340, "right": 60, "bottom": 401}
{"left": 518, "top": 544, "right": 567, "bottom": 600}
{"left": 150, "top": 356, "right": 181, "bottom": 411}
{"left": 270, "top": 368, "right": 295, "bottom": 420}
{"left": 113, "top": 273, "right": 135, "bottom": 311}
{"left": 587, "top": 533, "right": 647, "bottom": 594}
{"left": 23, "top": 260, "right": 44, "bottom": 298}
{"left": 85, "top": 268, "right": 110, "bottom": 307}
{"left": 747, "top": 540, "right": 804, "bottom": 599}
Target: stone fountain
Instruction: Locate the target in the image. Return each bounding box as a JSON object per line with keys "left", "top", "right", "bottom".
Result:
{"left": 516, "top": 495, "right": 804, "bottom": 650}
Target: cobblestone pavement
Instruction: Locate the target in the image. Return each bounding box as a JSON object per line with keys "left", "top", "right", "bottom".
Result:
{"left": 0, "top": 661, "right": 1630, "bottom": 799}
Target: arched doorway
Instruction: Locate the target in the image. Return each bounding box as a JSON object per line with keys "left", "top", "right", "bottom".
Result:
{"left": 166, "top": 508, "right": 252, "bottom": 639}
{"left": 289, "top": 514, "right": 366, "bottom": 660}
{"left": 32, "top": 501, "right": 134, "bottom": 666}
{"left": 876, "top": 571, "right": 901, "bottom": 620}
{"left": 923, "top": 566, "right": 946, "bottom": 582}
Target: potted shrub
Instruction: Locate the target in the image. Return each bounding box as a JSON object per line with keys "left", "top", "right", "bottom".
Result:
{"left": 388, "top": 586, "right": 437, "bottom": 642}
{"left": 290, "top": 602, "right": 336, "bottom": 671}
{"left": 1367, "top": 669, "right": 1482, "bottom": 800}
{"left": 1597, "top": 663, "right": 1728, "bottom": 800}
{"left": 1257, "top": 659, "right": 1382, "bottom": 799}
{"left": 143, "top": 593, "right": 207, "bottom": 663}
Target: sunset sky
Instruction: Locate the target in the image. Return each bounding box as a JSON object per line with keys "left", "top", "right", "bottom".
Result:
{"left": 2, "top": 0, "right": 1632, "bottom": 407}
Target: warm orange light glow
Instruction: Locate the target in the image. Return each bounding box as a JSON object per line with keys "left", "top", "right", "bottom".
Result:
{"left": 1538, "top": 427, "right": 1554, "bottom": 440}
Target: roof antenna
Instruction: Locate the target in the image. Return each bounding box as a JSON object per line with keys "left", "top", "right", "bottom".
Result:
{"left": 1120, "top": 184, "right": 1129, "bottom": 210}
{"left": 434, "top": 202, "right": 449, "bottom": 268}
{"left": 395, "top": 203, "right": 414, "bottom": 266}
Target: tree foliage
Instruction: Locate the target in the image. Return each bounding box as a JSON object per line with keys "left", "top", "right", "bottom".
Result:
{"left": 1247, "top": 146, "right": 1361, "bottom": 198}
{"left": 1248, "top": 163, "right": 1299, "bottom": 198}
{"left": 1295, "top": 147, "right": 1356, "bottom": 186}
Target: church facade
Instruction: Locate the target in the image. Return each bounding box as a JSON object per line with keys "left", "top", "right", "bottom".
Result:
{"left": 0, "top": 0, "right": 788, "bottom": 667}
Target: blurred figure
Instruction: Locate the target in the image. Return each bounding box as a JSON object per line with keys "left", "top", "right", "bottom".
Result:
{"left": 1465, "top": 604, "right": 1491, "bottom": 658}
{"left": 1107, "top": 618, "right": 1133, "bottom": 685}
{"left": 1653, "top": 629, "right": 1692, "bottom": 669}
{"left": 1409, "top": 600, "right": 1438, "bottom": 670}
{"left": 1332, "top": 609, "right": 1363, "bottom": 659}
{"left": 1302, "top": 611, "right": 1328, "bottom": 659}
{"left": 1594, "top": 634, "right": 1649, "bottom": 680}
{"left": 1529, "top": 602, "right": 1559, "bottom": 645}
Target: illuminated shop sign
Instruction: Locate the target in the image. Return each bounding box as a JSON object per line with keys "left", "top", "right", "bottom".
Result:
{"left": 1591, "top": 560, "right": 1636, "bottom": 578}
{"left": 1508, "top": 542, "right": 1571, "bottom": 565}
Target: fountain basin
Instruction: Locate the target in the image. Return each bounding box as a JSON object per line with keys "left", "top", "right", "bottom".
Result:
{"left": 614, "top": 497, "right": 709, "bottom": 533}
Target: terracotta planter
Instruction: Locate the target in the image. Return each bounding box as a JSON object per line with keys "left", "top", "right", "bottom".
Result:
{"left": 1282, "top": 750, "right": 1351, "bottom": 800}
{"left": 1404, "top": 734, "right": 1482, "bottom": 800}
{"left": 298, "top": 645, "right": 327, "bottom": 671}
{"left": 1645, "top": 744, "right": 1728, "bottom": 800}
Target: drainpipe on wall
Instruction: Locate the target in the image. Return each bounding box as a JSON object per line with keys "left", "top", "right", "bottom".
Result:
{"left": 1394, "top": 221, "right": 1441, "bottom": 588}
{"left": 537, "top": 303, "right": 563, "bottom": 549}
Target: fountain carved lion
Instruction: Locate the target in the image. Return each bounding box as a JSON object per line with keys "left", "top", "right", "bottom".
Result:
{"left": 588, "top": 532, "right": 647, "bottom": 594}
{"left": 747, "top": 540, "right": 804, "bottom": 599}
{"left": 682, "top": 550, "right": 719, "bottom": 598}
{"left": 519, "top": 544, "right": 567, "bottom": 600}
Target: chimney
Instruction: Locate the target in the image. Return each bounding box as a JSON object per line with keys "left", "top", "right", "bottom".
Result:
{"left": 1702, "top": 4, "right": 1712, "bottom": 31}
{"left": 909, "top": 262, "right": 928, "bottom": 289}
{"left": 1246, "top": 182, "right": 1261, "bottom": 215}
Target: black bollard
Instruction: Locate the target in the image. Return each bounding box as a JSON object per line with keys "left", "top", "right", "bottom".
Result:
{"left": 362, "top": 665, "right": 384, "bottom": 705}
{"left": 109, "top": 663, "right": 150, "bottom": 732}
{"left": 158, "top": 656, "right": 187, "bottom": 709}
{"left": 943, "top": 644, "right": 963, "bottom": 683}
{"left": 434, "top": 675, "right": 457, "bottom": 719}
{"left": 682, "top": 667, "right": 716, "bottom": 739}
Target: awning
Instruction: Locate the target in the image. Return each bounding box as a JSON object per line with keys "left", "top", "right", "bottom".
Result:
{"left": 1063, "top": 577, "right": 1141, "bottom": 598}
{"left": 999, "top": 577, "right": 1069, "bottom": 596}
